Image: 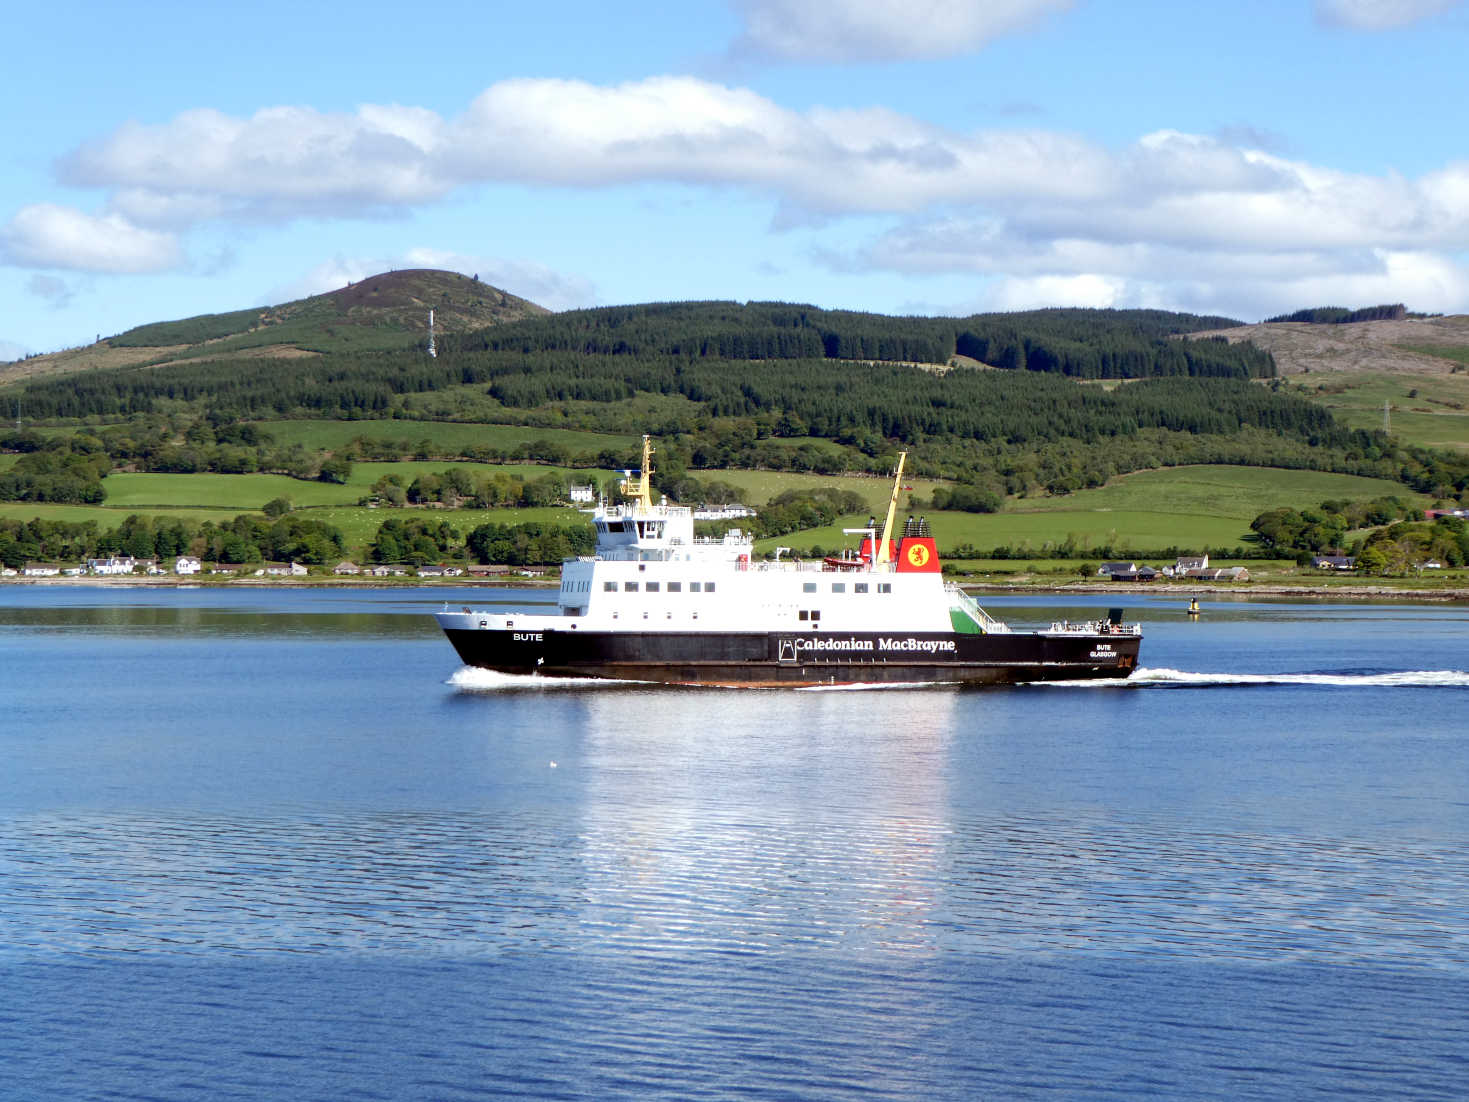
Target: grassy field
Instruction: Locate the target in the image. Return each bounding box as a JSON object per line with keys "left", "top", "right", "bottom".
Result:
{"left": 1008, "top": 465, "right": 1425, "bottom": 518}
{"left": 0, "top": 502, "right": 247, "bottom": 528}
{"left": 707, "top": 469, "right": 946, "bottom": 511}
{"left": 102, "top": 472, "right": 359, "bottom": 509}
{"left": 350, "top": 461, "right": 621, "bottom": 488}
{"left": 96, "top": 463, "right": 625, "bottom": 511}
{"left": 253, "top": 420, "right": 638, "bottom": 454}
{"left": 754, "top": 466, "right": 1424, "bottom": 556}
{"left": 1400, "top": 343, "right": 1469, "bottom": 368}
{"left": 1292, "top": 372, "right": 1469, "bottom": 451}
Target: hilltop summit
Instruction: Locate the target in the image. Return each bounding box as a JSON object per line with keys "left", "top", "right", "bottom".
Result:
{"left": 1, "top": 269, "right": 549, "bottom": 385}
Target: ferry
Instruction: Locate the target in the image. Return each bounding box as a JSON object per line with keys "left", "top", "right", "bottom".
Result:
{"left": 436, "top": 438, "right": 1142, "bottom": 686}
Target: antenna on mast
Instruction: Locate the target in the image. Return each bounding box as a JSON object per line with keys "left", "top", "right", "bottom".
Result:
{"left": 427, "top": 309, "right": 437, "bottom": 359}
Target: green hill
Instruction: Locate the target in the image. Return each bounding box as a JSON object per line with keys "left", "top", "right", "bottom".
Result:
{"left": 0, "top": 270, "right": 548, "bottom": 385}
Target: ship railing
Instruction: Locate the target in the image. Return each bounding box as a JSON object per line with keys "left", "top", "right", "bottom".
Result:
{"left": 945, "top": 584, "right": 1010, "bottom": 633}
{"left": 1047, "top": 619, "right": 1143, "bottom": 635}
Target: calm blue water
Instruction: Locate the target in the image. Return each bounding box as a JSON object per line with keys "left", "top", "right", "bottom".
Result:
{"left": 3, "top": 586, "right": 1468, "bottom": 1100}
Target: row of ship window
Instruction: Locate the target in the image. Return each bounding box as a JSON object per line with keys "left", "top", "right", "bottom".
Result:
{"left": 586, "top": 580, "right": 894, "bottom": 594}
{"left": 603, "top": 581, "right": 716, "bottom": 593}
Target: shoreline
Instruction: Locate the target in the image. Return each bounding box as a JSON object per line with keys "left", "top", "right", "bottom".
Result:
{"left": 4, "top": 574, "right": 1466, "bottom": 602}
{"left": 963, "top": 580, "right": 1469, "bottom": 602}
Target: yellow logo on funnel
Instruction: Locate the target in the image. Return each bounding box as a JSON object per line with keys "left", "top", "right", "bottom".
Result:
{"left": 906, "top": 543, "right": 930, "bottom": 567}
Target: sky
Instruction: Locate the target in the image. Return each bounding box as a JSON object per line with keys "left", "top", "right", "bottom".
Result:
{"left": 3, "top": 0, "right": 1469, "bottom": 361}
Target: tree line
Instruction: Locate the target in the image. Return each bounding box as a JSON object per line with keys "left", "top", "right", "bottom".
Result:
{"left": 1263, "top": 304, "right": 1412, "bottom": 324}
{"left": 0, "top": 512, "right": 345, "bottom": 568}
{"left": 1249, "top": 496, "right": 1468, "bottom": 571}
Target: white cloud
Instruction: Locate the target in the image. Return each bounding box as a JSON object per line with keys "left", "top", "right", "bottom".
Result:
{"left": 1314, "top": 0, "right": 1464, "bottom": 29}
{"left": 17, "top": 76, "right": 1469, "bottom": 313}
{"left": 986, "top": 274, "right": 1129, "bottom": 311}
{"left": 62, "top": 105, "right": 450, "bottom": 223}
{"left": 1257, "top": 249, "right": 1469, "bottom": 315}
{"left": 729, "top": 0, "right": 1075, "bottom": 61}
{"left": 1, "top": 203, "right": 182, "bottom": 273}
{"left": 47, "top": 79, "right": 1469, "bottom": 251}
{"left": 271, "top": 250, "right": 597, "bottom": 313}
{"left": 44, "top": 77, "right": 1129, "bottom": 225}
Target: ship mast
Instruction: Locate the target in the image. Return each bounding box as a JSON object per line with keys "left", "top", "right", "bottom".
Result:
{"left": 619, "top": 434, "right": 655, "bottom": 511}
{"left": 876, "top": 452, "right": 907, "bottom": 565}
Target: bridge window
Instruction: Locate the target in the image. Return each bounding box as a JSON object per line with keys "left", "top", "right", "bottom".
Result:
{"left": 646, "top": 582, "right": 660, "bottom": 593}
{"left": 855, "top": 583, "right": 868, "bottom": 593}
{"left": 667, "top": 582, "right": 682, "bottom": 593}
{"left": 878, "top": 583, "right": 892, "bottom": 594}
{"left": 831, "top": 583, "right": 845, "bottom": 593}
{"left": 604, "top": 581, "right": 617, "bottom": 592}
{"left": 689, "top": 582, "right": 701, "bottom": 593}
{"left": 624, "top": 582, "right": 638, "bottom": 592}
{"left": 803, "top": 582, "right": 817, "bottom": 593}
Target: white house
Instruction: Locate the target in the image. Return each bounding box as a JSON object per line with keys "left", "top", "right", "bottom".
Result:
{"left": 22, "top": 563, "right": 62, "bottom": 577}
{"left": 260, "top": 561, "right": 310, "bottom": 577}
{"left": 569, "top": 484, "right": 596, "bottom": 504}
{"left": 693, "top": 504, "right": 757, "bottom": 521}
{"left": 87, "top": 556, "right": 136, "bottom": 576}
{"left": 1175, "top": 555, "right": 1209, "bottom": 573}
{"left": 174, "top": 556, "right": 201, "bottom": 575}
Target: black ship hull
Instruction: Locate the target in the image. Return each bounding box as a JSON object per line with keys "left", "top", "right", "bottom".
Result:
{"left": 441, "top": 625, "right": 1141, "bottom": 686}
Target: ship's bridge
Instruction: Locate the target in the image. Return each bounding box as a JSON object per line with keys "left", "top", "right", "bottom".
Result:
{"left": 591, "top": 500, "right": 751, "bottom": 563}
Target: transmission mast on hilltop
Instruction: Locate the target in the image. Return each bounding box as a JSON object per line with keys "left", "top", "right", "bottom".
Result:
{"left": 427, "top": 309, "right": 437, "bottom": 359}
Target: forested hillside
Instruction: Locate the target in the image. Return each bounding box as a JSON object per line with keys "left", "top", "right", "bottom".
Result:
{"left": 5, "top": 293, "right": 1467, "bottom": 504}
{"left": 451, "top": 301, "right": 1272, "bottom": 380}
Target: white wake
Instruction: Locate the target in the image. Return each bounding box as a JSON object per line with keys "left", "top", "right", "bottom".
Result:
{"left": 1105, "top": 667, "right": 1469, "bottom": 689}
{"left": 447, "top": 667, "right": 645, "bottom": 691}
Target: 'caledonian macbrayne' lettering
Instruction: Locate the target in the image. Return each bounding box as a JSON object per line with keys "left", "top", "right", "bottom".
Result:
{"left": 788, "top": 636, "right": 958, "bottom": 654}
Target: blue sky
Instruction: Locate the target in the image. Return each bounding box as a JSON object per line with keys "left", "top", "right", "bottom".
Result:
{"left": 3, "top": 0, "right": 1468, "bottom": 360}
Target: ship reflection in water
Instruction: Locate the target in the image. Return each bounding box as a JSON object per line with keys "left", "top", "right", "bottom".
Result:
{"left": 573, "top": 690, "right": 957, "bottom": 953}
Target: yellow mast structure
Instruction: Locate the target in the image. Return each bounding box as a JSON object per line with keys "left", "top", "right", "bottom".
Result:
{"left": 876, "top": 452, "right": 907, "bottom": 565}
{"left": 619, "top": 434, "right": 655, "bottom": 511}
